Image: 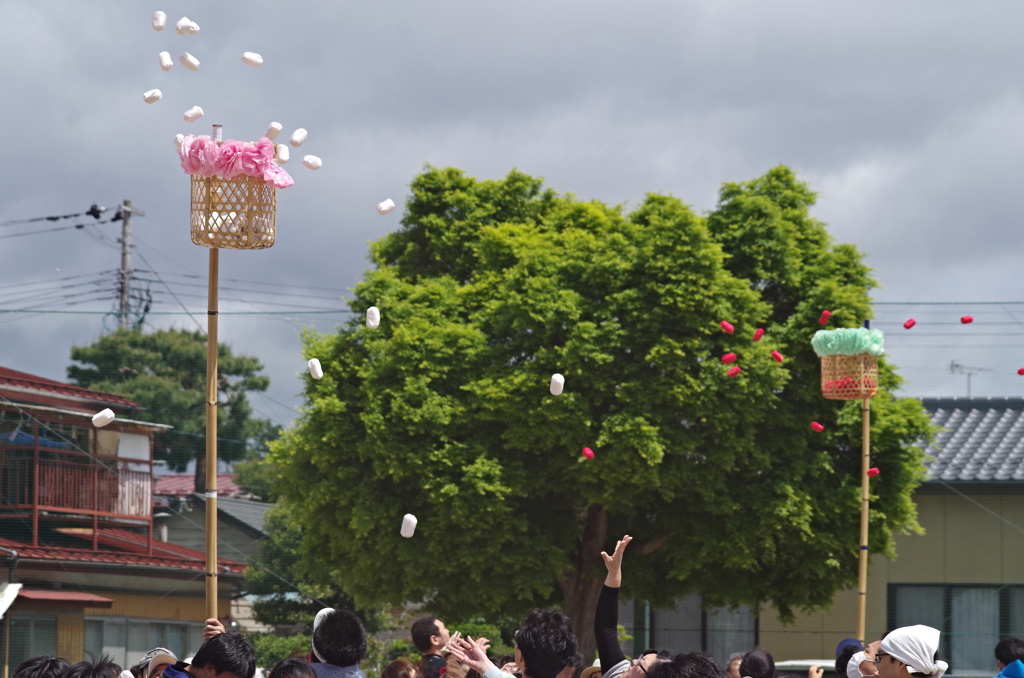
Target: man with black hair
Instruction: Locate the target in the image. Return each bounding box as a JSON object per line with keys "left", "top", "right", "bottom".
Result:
{"left": 647, "top": 653, "right": 725, "bottom": 678}
{"left": 310, "top": 608, "right": 368, "bottom": 678}
{"left": 169, "top": 632, "right": 256, "bottom": 678}
{"left": 507, "top": 609, "right": 577, "bottom": 678}
{"left": 64, "top": 657, "right": 122, "bottom": 678}
{"left": 14, "top": 656, "right": 71, "bottom": 678}
{"left": 412, "top": 616, "right": 451, "bottom": 678}
{"left": 994, "top": 638, "right": 1024, "bottom": 678}
{"left": 739, "top": 649, "right": 774, "bottom": 678}
{"left": 449, "top": 609, "right": 577, "bottom": 678}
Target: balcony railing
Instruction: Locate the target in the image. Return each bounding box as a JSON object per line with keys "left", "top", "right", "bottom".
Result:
{"left": 0, "top": 451, "right": 151, "bottom": 521}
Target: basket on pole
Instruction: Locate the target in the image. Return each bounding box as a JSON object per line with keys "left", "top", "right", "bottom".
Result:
{"left": 179, "top": 125, "right": 293, "bottom": 621}
{"left": 812, "top": 327, "right": 884, "bottom": 644}
{"left": 190, "top": 174, "right": 277, "bottom": 249}
{"left": 820, "top": 353, "right": 879, "bottom": 400}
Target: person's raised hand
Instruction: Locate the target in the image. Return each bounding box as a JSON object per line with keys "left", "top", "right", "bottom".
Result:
{"left": 203, "top": 618, "right": 226, "bottom": 639}
{"left": 808, "top": 665, "right": 823, "bottom": 678}
{"left": 600, "top": 535, "right": 632, "bottom": 587}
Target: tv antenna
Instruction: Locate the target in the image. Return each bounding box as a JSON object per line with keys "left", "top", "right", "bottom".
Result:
{"left": 949, "top": 361, "right": 992, "bottom": 398}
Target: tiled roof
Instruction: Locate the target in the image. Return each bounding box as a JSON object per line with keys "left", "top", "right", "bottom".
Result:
{"left": 154, "top": 473, "right": 243, "bottom": 497}
{"left": 203, "top": 495, "right": 270, "bottom": 535}
{"left": 18, "top": 590, "right": 115, "bottom": 607}
{"left": 0, "top": 527, "right": 246, "bottom": 574}
{"left": 921, "top": 397, "right": 1024, "bottom": 482}
{"left": 0, "top": 366, "right": 139, "bottom": 411}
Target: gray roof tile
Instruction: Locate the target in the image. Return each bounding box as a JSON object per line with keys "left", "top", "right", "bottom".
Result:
{"left": 920, "top": 397, "right": 1024, "bottom": 482}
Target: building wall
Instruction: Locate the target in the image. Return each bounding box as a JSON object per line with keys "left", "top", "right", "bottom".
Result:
{"left": 759, "top": 488, "right": 1024, "bottom": 662}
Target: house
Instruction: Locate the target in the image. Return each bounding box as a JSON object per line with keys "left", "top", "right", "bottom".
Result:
{"left": 153, "top": 475, "right": 273, "bottom": 633}
{"left": 0, "top": 367, "right": 247, "bottom": 673}
{"left": 619, "top": 397, "right": 1024, "bottom": 677}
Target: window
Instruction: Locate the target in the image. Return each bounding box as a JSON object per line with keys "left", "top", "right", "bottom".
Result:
{"left": 84, "top": 617, "right": 204, "bottom": 668}
{"left": 622, "top": 595, "right": 756, "bottom": 668}
{"left": 889, "top": 584, "right": 1023, "bottom": 674}
{"left": 1, "top": 615, "right": 58, "bottom": 669}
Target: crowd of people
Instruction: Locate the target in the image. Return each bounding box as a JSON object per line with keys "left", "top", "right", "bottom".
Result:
{"left": 11, "top": 535, "right": 1019, "bottom": 678}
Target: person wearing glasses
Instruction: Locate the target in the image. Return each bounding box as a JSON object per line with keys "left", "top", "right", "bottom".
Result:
{"left": 874, "top": 626, "right": 948, "bottom": 678}
{"left": 595, "top": 535, "right": 667, "bottom": 678}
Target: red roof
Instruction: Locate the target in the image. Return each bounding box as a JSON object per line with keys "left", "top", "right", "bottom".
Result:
{"left": 154, "top": 473, "right": 243, "bottom": 497}
{"left": 18, "top": 589, "right": 114, "bottom": 608}
{"left": 0, "top": 528, "right": 245, "bottom": 574}
{"left": 0, "top": 366, "right": 139, "bottom": 413}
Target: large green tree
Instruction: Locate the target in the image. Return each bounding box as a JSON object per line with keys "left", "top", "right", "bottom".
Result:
{"left": 269, "top": 166, "right": 931, "bottom": 655}
{"left": 68, "top": 328, "right": 275, "bottom": 471}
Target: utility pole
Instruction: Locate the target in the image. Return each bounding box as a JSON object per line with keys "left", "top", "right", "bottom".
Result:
{"left": 117, "top": 199, "right": 145, "bottom": 329}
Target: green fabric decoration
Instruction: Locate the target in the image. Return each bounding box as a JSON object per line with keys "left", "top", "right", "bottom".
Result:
{"left": 811, "top": 328, "right": 885, "bottom": 357}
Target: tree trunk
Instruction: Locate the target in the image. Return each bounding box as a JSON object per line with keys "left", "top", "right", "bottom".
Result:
{"left": 560, "top": 504, "right": 609, "bottom": 663}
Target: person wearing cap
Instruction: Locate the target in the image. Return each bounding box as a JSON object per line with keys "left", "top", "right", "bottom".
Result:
{"left": 875, "top": 625, "right": 948, "bottom": 678}
{"left": 139, "top": 649, "right": 178, "bottom": 678}
{"left": 581, "top": 660, "right": 602, "bottom": 678}
{"left": 309, "top": 608, "right": 368, "bottom": 678}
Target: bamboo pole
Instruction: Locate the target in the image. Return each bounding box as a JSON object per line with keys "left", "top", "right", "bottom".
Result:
{"left": 204, "top": 123, "right": 223, "bottom": 622}
{"left": 205, "top": 246, "right": 219, "bottom": 621}
{"left": 856, "top": 397, "right": 871, "bottom": 642}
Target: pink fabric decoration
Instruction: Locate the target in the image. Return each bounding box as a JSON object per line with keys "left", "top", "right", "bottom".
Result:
{"left": 867, "top": 467, "right": 880, "bottom": 477}
{"left": 581, "top": 447, "right": 594, "bottom": 460}
{"left": 727, "top": 366, "right": 741, "bottom": 378}
{"left": 721, "top": 353, "right": 737, "bottom": 364}
{"left": 904, "top": 318, "right": 916, "bottom": 329}
{"left": 752, "top": 328, "right": 764, "bottom": 341}
{"left": 771, "top": 350, "right": 784, "bottom": 363}
{"left": 961, "top": 315, "right": 973, "bottom": 324}
{"left": 811, "top": 421, "right": 824, "bottom": 432}
{"left": 720, "top": 321, "right": 735, "bottom": 334}
{"left": 818, "top": 310, "right": 831, "bottom": 325}
{"left": 177, "top": 135, "right": 294, "bottom": 188}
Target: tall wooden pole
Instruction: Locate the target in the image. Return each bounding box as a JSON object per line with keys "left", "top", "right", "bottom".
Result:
{"left": 856, "top": 397, "right": 870, "bottom": 642}
{"left": 205, "top": 246, "right": 219, "bottom": 621}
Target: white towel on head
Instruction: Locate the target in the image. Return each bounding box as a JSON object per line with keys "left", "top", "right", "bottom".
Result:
{"left": 880, "top": 625, "right": 948, "bottom": 678}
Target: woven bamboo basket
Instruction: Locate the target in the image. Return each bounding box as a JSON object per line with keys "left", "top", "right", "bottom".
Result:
{"left": 820, "top": 353, "right": 879, "bottom": 400}
{"left": 190, "top": 174, "right": 276, "bottom": 249}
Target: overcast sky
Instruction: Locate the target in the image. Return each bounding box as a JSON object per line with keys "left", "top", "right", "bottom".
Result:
{"left": 2, "top": 1, "right": 1023, "bottom": 427}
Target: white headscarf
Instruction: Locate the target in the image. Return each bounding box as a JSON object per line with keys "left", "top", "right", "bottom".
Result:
{"left": 880, "top": 625, "right": 949, "bottom": 678}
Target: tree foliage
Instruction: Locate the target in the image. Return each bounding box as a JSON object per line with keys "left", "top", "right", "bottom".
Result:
{"left": 68, "top": 328, "right": 275, "bottom": 470}
{"left": 244, "top": 502, "right": 378, "bottom": 630}
{"left": 269, "top": 165, "right": 932, "bottom": 647}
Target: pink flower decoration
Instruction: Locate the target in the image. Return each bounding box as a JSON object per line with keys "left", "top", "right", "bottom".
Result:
{"left": 178, "top": 135, "right": 294, "bottom": 188}
{"left": 720, "top": 320, "right": 735, "bottom": 334}
{"left": 818, "top": 310, "right": 831, "bottom": 325}
{"left": 752, "top": 328, "right": 764, "bottom": 341}
{"left": 904, "top": 318, "right": 916, "bottom": 329}
{"left": 178, "top": 135, "right": 219, "bottom": 178}
{"left": 263, "top": 162, "right": 294, "bottom": 188}
{"left": 581, "top": 447, "right": 594, "bottom": 460}
{"left": 727, "top": 366, "right": 741, "bottom": 378}
{"left": 722, "top": 353, "right": 737, "bottom": 364}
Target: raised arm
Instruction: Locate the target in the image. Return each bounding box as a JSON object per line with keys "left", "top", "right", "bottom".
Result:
{"left": 596, "top": 535, "right": 632, "bottom": 673}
